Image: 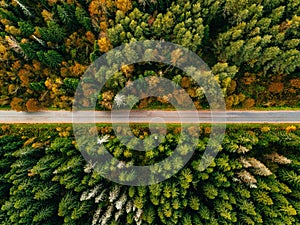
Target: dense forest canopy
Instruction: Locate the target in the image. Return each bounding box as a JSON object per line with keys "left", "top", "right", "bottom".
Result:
{"left": 0, "top": 0, "right": 299, "bottom": 111}
{"left": 1, "top": 1, "right": 300, "bottom": 224}
{"left": 0, "top": 124, "right": 300, "bottom": 224}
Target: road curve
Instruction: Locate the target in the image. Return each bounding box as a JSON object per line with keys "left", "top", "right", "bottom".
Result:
{"left": 0, "top": 110, "right": 299, "bottom": 124}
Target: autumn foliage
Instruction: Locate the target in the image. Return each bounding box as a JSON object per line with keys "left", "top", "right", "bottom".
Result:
{"left": 0, "top": 0, "right": 299, "bottom": 111}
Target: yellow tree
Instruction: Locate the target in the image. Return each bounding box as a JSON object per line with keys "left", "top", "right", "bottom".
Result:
{"left": 115, "top": 0, "right": 132, "bottom": 14}
{"left": 98, "top": 37, "right": 112, "bottom": 52}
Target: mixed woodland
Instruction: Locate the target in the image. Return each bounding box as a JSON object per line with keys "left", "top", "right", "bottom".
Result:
{"left": 0, "top": 0, "right": 299, "bottom": 111}
{"left": 1, "top": 1, "right": 300, "bottom": 225}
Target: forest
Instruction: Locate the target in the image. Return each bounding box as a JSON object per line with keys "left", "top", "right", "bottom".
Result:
{"left": 0, "top": 0, "right": 299, "bottom": 111}
{"left": 0, "top": 124, "right": 300, "bottom": 225}
{"left": 1, "top": 0, "right": 300, "bottom": 225}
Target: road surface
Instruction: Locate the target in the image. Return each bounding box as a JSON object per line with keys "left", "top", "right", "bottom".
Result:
{"left": 0, "top": 110, "right": 299, "bottom": 124}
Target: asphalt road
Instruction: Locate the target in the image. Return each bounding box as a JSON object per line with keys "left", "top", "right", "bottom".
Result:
{"left": 0, "top": 110, "right": 299, "bottom": 124}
